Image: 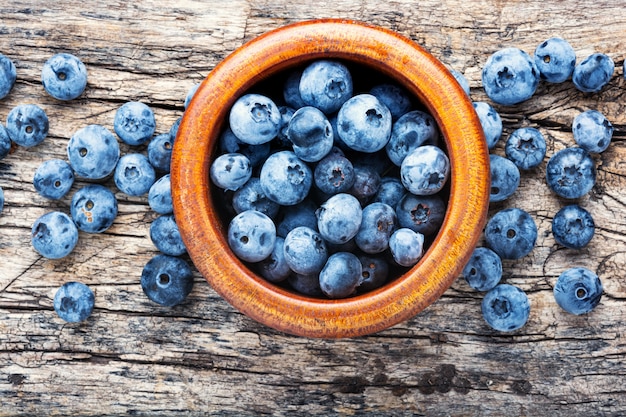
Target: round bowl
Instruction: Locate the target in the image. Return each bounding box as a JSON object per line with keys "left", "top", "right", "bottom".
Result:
{"left": 171, "top": 19, "right": 490, "bottom": 338}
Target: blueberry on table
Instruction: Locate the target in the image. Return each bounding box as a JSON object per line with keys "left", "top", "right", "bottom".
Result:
{"left": 388, "top": 228, "right": 425, "bottom": 267}
{"left": 6, "top": 104, "right": 49, "bottom": 147}
{"left": 481, "top": 47, "right": 540, "bottom": 105}
{"left": 472, "top": 101, "right": 503, "bottom": 149}
{"left": 113, "top": 101, "right": 156, "bottom": 146}
{"left": 259, "top": 150, "right": 312, "bottom": 206}
{"left": 0, "top": 124, "right": 11, "bottom": 160}
{"left": 462, "top": 247, "right": 502, "bottom": 292}
{"left": 148, "top": 174, "right": 173, "bottom": 215}
{"left": 41, "top": 53, "right": 88, "bottom": 100}
{"left": 482, "top": 284, "right": 530, "bottom": 332}
{"left": 551, "top": 204, "right": 595, "bottom": 249}
{"left": 209, "top": 152, "right": 252, "bottom": 192}
{"left": 400, "top": 145, "right": 450, "bottom": 196}
{"left": 386, "top": 109, "right": 439, "bottom": 166}
{"left": 546, "top": 147, "right": 596, "bottom": 199}
{"left": 314, "top": 152, "right": 355, "bottom": 195}
{"left": 354, "top": 202, "right": 397, "bottom": 254}
{"left": 286, "top": 105, "right": 334, "bottom": 162}
{"left": 257, "top": 237, "right": 291, "bottom": 283}
{"left": 489, "top": 154, "right": 520, "bottom": 203}
{"left": 572, "top": 53, "right": 615, "bottom": 93}
{"left": 395, "top": 193, "right": 446, "bottom": 237}
{"left": 53, "top": 282, "right": 95, "bottom": 323}
{"left": 150, "top": 214, "right": 187, "bottom": 257}
{"left": 33, "top": 159, "right": 75, "bottom": 200}
{"left": 369, "top": 83, "right": 412, "bottom": 120}
{"left": 358, "top": 255, "right": 389, "bottom": 292}
{"left": 141, "top": 254, "right": 194, "bottom": 307}
{"left": 299, "top": 60, "right": 353, "bottom": 114}
{"left": 316, "top": 193, "right": 363, "bottom": 245}
{"left": 227, "top": 210, "right": 276, "bottom": 263}
{"left": 0, "top": 53, "right": 16, "bottom": 99}
{"left": 67, "top": 124, "right": 120, "bottom": 180}
{"left": 554, "top": 267, "right": 603, "bottom": 315}
{"left": 147, "top": 133, "right": 173, "bottom": 173}
{"left": 319, "top": 252, "right": 363, "bottom": 299}
{"left": 283, "top": 226, "right": 328, "bottom": 275}
{"left": 533, "top": 37, "right": 576, "bottom": 83}
{"left": 229, "top": 93, "right": 281, "bottom": 145}
{"left": 70, "top": 184, "right": 118, "bottom": 233}
{"left": 572, "top": 110, "right": 613, "bottom": 154}
{"left": 337, "top": 93, "right": 392, "bottom": 153}
{"left": 31, "top": 211, "right": 79, "bottom": 259}
{"left": 504, "top": 127, "right": 547, "bottom": 170}
{"left": 114, "top": 153, "right": 156, "bottom": 196}
{"left": 231, "top": 177, "right": 280, "bottom": 219}
{"left": 485, "top": 207, "right": 537, "bottom": 260}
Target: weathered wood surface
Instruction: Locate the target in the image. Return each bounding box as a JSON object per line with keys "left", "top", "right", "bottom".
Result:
{"left": 0, "top": 1, "right": 625, "bottom": 415}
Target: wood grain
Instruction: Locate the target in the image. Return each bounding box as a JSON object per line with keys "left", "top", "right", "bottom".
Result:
{"left": 0, "top": 0, "right": 625, "bottom": 415}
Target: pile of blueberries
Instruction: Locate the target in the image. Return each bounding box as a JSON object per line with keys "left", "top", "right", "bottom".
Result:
{"left": 0, "top": 52, "right": 193, "bottom": 323}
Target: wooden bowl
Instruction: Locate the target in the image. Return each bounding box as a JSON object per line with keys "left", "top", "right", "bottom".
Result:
{"left": 171, "top": 19, "right": 490, "bottom": 338}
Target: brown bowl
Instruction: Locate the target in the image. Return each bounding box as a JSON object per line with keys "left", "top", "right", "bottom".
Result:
{"left": 171, "top": 19, "right": 490, "bottom": 338}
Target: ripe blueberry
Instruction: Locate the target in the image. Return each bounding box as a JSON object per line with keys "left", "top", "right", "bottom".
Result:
{"left": 53, "top": 281, "right": 95, "bottom": 323}
{"left": 337, "top": 93, "right": 392, "bottom": 153}
{"left": 150, "top": 214, "right": 187, "bottom": 257}
{"left": 67, "top": 124, "right": 120, "bottom": 180}
{"left": 489, "top": 154, "right": 520, "bottom": 203}
{"left": 6, "top": 104, "right": 49, "bottom": 147}
{"left": 70, "top": 184, "right": 118, "bottom": 233}
{"left": 553, "top": 267, "right": 602, "bottom": 315}
{"left": 0, "top": 53, "right": 16, "bottom": 99}
{"left": 485, "top": 207, "right": 537, "bottom": 260}
{"left": 572, "top": 53, "right": 615, "bottom": 93}
{"left": 319, "top": 252, "right": 363, "bottom": 299}
{"left": 400, "top": 145, "right": 450, "bottom": 196}
{"left": 33, "top": 159, "right": 75, "bottom": 200}
{"left": 114, "top": 153, "right": 156, "bottom": 196}
{"left": 41, "top": 53, "right": 88, "bottom": 100}
{"left": 482, "top": 47, "right": 539, "bottom": 105}
{"left": 546, "top": 147, "right": 596, "bottom": 199}
{"left": 551, "top": 204, "right": 595, "bottom": 249}
{"left": 299, "top": 60, "right": 353, "bottom": 114}
{"left": 229, "top": 93, "right": 281, "bottom": 145}
{"left": 504, "top": 127, "right": 547, "bottom": 170}
{"left": 533, "top": 37, "right": 576, "bottom": 83}
{"left": 482, "top": 284, "right": 530, "bottom": 332}
{"left": 31, "top": 211, "right": 79, "bottom": 259}
{"left": 113, "top": 101, "right": 156, "bottom": 146}
{"left": 141, "top": 254, "right": 194, "bottom": 307}
{"left": 572, "top": 110, "right": 613, "bottom": 154}
{"left": 227, "top": 210, "right": 276, "bottom": 263}
{"left": 462, "top": 247, "right": 502, "bottom": 292}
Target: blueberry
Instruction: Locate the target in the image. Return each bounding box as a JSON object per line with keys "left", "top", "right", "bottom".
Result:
{"left": 473, "top": 102, "right": 503, "bottom": 149}
{"left": 395, "top": 193, "right": 446, "bottom": 237}
{"left": 232, "top": 177, "right": 280, "bottom": 219}
{"left": 288, "top": 273, "right": 323, "bottom": 297}
{"left": 572, "top": 53, "right": 615, "bottom": 93}
{"left": 358, "top": 255, "right": 389, "bottom": 292}
{"left": 227, "top": 210, "right": 276, "bottom": 263}
{"left": 0, "top": 186, "right": 4, "bottom": 214}
{"left": 349, "top": 164, "right": 382, "bottom": 205}
{"left": 219, "top": 126, "right": 271, "bottom": 168}
{"left": 150, "top": 214, "right": 187, "bottom": 256}
{"left": 141, "top": 254, "right": 194, "bottom": 307}
{"left": 485, "top": 207, "right": 537, "bottom": 260}
{"left": 551, "top": 204, "right": 595, "bottom": 249}
{"left": 572, "top": 110, "right": 613, "bottom": 154}
{"left": 449, "top": 69, "right": 471, "bottom": 96}
{"left": 209, "top": 152, "right": 252, "bottom": 192}
{"left": 319, "top": 252, "right": 363, "bottom": 299}
{"left": 533, "top": 37, "right": 576, "bottom": 83}
{"left": 184, "top": 82, "right": 200, "bottom": 109}
{"left": 148, "top": 174, "right": 173, "bottom": 214}
{"left": 67, "top": 124, "right": 120, "bottom": 180}
{"left": 482, "top": 47, "right": 539, "bottom": 105}
{"left": 259, "top": 150, "right": 312, "bottom": 206}
{"left": 229, "top": 93, "right": 281, "bottom": 145}
{"left": 70, "top": 184, "right": 118, "bottom": 233}
{"left": 283, "top": 226, "right": 328, "bottom": 275}
{"left": 369, "top": 83, "right": 412, "bottom": 120}
{"left": 355, "top": 202, "right": 397, "bottom": 254}
{"left": 400, "top": 145, "right": 450, "bottom": 196}
{"left": 489, "top": 154, "right": 520, "bottom": 203}
{"left": 31, "top": 211, "right": 79, "bottom": 259}
{"left": 337, "top": 93, "right": 392, "bottom": 153}
{"left": 462, "top": 247, "right": 502, "bottom": 292}
{"left": 33, "top": 159, "right": 74, "bottom": 200}
{"left": 114, "top": 153, "right": 156, "bottom": 196}
{"left": 553, "top": 267, "right": 602, "bottom": 315}
{"left": 53, "top": 282, "right": 95, "bottom": 323}
{"left": 316, "top": 193, "right": 362, "bottom": 245}
{"left": 113, "top": 101, "right": 156, "bottom": 146}
{"left": 482, "top": 284, "right": 530, "bottom": 332}
{"left": 41, "top": 53, "right": 88, "bottom": 100}
{"left": 276, "top": 105, "right": 295, "bottom": 145}
{"left": 0, "top": 53, "right": 16, "bottom": 99}
{"left": 299, "top": 60, "right": 353, "bottom": 114}
{"left": 313, "top": 152, "right": 355, "bottom": 195}
{"left": 386, "top": 110, "right": 439, "bottom": 166}
{"left": 6, "top": 104, "right": 49, "bottom": 147}
{"left": 0, "top": 124, "right": 11, "bottom": 160}
{"left": 257, "top": 237, "right": 291, "bottom": 283}
{"left": 147, "top": 133, "right": 173, "bottom": 172}
{"left": 504, "top": 127, "right": 547, "bottom": 170}
{"left": 388, "top": 228, "right": 425, "bottom": 267}
{"left": 545, "top": 147, "right": 596, "bottom": 199}
{"left": 286, "top": 106, "right": 334, "bottom": 162}
{"left": 373, "top": 176, "right": 406, "bottom": 208}
{"left": 276, "top": 198, "right": 319, "bottom": 237}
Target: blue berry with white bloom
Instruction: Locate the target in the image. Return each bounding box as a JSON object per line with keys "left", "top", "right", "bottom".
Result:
{"left": 286, "top": 106, "right": 333, "bottom": 162}
{"left": 141, "top": 254, "right": 194, "bottom": 307}
{"left": 0, "top": 124, "right": 10, "bottom": 160}
{"left": 546, "top": 147, "right": 596, "bottom": 199}
{"left": 505, "top": 127, "right": 546, "bottom": 170}
{"left": 33, "top": 159, "right": 74, "bottom": 200}
{"left": 319, "top": 252, "right": 363, "bottom": 299}
{"left": 150, "top": 214, "right": 187, "bottom": 257}
{"left": 257, "top": 237, "right": 291, "bottom": 283}
{"left": 316, "top": 193, "right": 362, "bottom": 245}
{"left": 229, "top": 93, "right": 281, "bottom": 145}
{"left": 395, "top": 193, "right": 446, "bottom": 237}
{"left": 485, "top": 207, "right": 537, "bottom": 260}
{"left": 400, "top": 145, "right": 450, "bottom": 196}
{"left": 283, "top": 68, "right": 306, "bottom": 110}
{"left": 572, "top": 53, "right": 615, "bottom": 93}
{"left": 228, "top": 210, "right": 276, "bottom": 263}
{"left": 337, "top": 93, "right": 392, "bottom": 153}
{"left": 283, "top": 226, "right": 328, "bottom": 275}
{"left": 482, "top": 284, "right": 530, "bottom": 332}
{"left": 482, "top": 47, "right": 539, "bottom": 105}
{"left": 489, "top": 154, "right": 520, "bottom": 203}
{"left": 259, "top": 150, "right": 312, "bottom": 206}
{"left": 355, "top": 202, "right": 397, "bottom": 254}
{"left": 572, "top": 110, "right": 613, "bottom": 154}
{"left": 462, "top": 247, "right": 502, "bottom": 292}
{"left": 148, "top": 174, "right": 173, "bottom": 214}
{"left": 299, "top": 60, "right": 353, "bottom": 114}
{"left": 374, "top": 176, "right": 406, "bottom": 208}
{"left": 53, "top": 281, "right": 95, "bottom": 322}
{"left": 41, "top": 53, "right": 88, "bottom": 100}
{"left": 219, "top": 126, "right": 270, "bottom": 168}
{"left": 386, "top": 110, "right": 439, "bottom": 166}
{"left": 113, "top": 101, "right": 156, "bottom": 146}
{"left": 0, "top": 53, "right": 16, "bottom": 99}
{"left": 31, "top": 211, "right": 79, "bottom": 259}
{"left": 552, "top": 204, "right": 594, "bottom": 249}
{"left": 388, "top": 228, "right": 425, "bottom": 267}
{"left": 209, "top": 152, "right": 251, "bottom": 192}
{"left": 67, "top": 124, "right": 120, "bottom": 180}
{"left": 533, "top": 37, "right": 576, "bottom": 83}
{"left": 114, "top": 153, "right": 156, "bottom": 196}
{"left": 314, "top": 153, "right": 355, "bottom": 195}
{"left": 232, "top": 177, "right": 280, "bottom": 219}
{"left": 369, "top": 83, "right": 412, "bottom": 120}
{"left": 473, "top": 102, "right": 503, "bottom": 149}
{"left": 6, "top": 104, "right": 49, "bottom": 147}
{"left": 147, "top": 133, "right": 173, "bottom": 172}
{"left": 70, "top": 184, "right": 118, "bottom": 233}
{"left": 554, "top": 267, "right": 602, "bottom": 315}
{"left": 349, "top": 164, "right": 381, "bottom": 206}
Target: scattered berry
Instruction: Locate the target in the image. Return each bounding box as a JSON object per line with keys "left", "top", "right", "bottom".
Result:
{"left": 533, "top": 37, "right": 576, "bottom": 83}
{"left": 482, "top": 283, "right": 530, "bottom": 332}
{"left": 67, "top": 124, "right": 120, "bottom": 180}
{"left": 450, "top": 68, "right": 471, "bottom": 96}
{"left": 551, "top": 204, "right": 595, "bottom": 249}
{"left": 0, "top": 124, "right": 10, "bottom": 160}
{"left": 504, "top": 127, "right": 547, "bottom": 170}
{"left": 113, "top": 101, "right": 156, "bottom": 146}
{"left": 473, "top": 101, "right": 503, "bottom": 149}
{"left": 41, "top": 53, "right": 88, "bottom": 100}
{"left": 150, "top": 214, "right": 187, "bottom": 256}
{"left": 0, "top": 53, "right": 16, "bottom": 99}
{"left": 489, "top": 154, "right": 520, "bottom": 203}
{"left": 148, "top": 174, "right": 173, "bottom": 215}
{"left": 141, "top": 254, "right": 194, "bottom": 307}
{"left": 462, "top": 247, "right": 502, "bottom": 292}
{"left": 184, "top": 82, "right": 200, "bottom": 109}
{"left": 70, "top": 184, "right": 118, "bottom": 233}
{"left": 553, "top": 267, "right": 602, "bottom": 315}
{"left": 114, "top": 153, "right": 156, "bottom": 196}
{"left": 147, "top": 133, "right": 173, "bottom": 172}
{"left": 31, "top": 211, "right": 79, "bottom": 259}
{"left": 481, "top": 47, "right": 539, "bottom": 105}
{"left": 53, "top": 281, "right": 95, "bottom": 322}
{"left": 545, "top": 147, "right": 596, "bottom": 199}
{"left": 6, "top": 104, "right": 49, "bottom": 147}
{"left": 572, "top": 53, "right": 615, "bottom": 93}
{"left": 484, "top": 207, "right": 537, "bottom": 260}
{"left": 572, "top": 110, "right": 613, "bottom": 154}
{"left": 33, "top": 159, "right": 74, "bottom": 200}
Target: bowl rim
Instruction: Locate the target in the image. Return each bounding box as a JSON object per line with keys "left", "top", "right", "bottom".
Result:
{"left": 171, "top": 18, "right": 490, "bottom": 338}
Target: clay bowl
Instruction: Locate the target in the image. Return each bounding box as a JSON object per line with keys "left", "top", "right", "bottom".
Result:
{"left": 171, "top": 19, "right": 490, "bottom": 338}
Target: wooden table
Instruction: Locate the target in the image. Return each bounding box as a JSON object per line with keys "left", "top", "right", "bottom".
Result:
{"left": 1, "top": 1, "right": 625, "bottom": 415}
